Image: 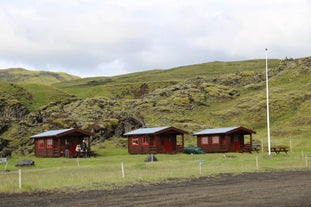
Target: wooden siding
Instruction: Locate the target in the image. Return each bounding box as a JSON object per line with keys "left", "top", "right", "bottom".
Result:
{"left": 128, "top": 134, "right": 182, "bottom": 154}
{"left": 197, "top": 134, "right": 246, "bottom": 153}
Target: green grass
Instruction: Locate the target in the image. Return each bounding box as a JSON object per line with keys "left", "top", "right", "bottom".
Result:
{"left": 1, "top": 146, "right": 310, "bottom": 193}
{"left": 19, "top": 83, "right": 77, "bottom": 111}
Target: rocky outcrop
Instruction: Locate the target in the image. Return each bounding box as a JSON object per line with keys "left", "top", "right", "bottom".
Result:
{"left": 0, "top": 137, "right": 11, "bottom": 157}
{"left": 27, "top": 97, "right": 145, "bottom": 141}
{"left": 0, "top": 99, "right": 29, "bottom": 119}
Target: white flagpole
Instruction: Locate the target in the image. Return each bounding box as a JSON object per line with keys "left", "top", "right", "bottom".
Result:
{"left": 265, "top": 48, "right": 271, "bottom": 155}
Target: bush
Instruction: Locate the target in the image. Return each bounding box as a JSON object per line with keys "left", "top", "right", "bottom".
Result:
{"left": 184, "top": 146, "right": 205, "bottom": 154}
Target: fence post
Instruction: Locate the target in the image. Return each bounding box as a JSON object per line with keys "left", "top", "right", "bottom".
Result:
{"left": 77, "top": 156, "right": 80, "bottom": 166}
{"left": 19, "top": 169, "right": 22, "bottom": 189}
{"left": 121, "top": 162, "right": 125, "bottom": 178}
{"left": 256, "top": 155, "right": 259, "bottom": 170}
{"left": 305, "top": 156, "right": 308, "bottom": 167}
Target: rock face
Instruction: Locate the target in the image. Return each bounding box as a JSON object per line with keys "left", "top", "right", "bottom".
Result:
{"left": 0, "top": 137, "right": 11, "bottom": 157}
{"left": 27, "top": 97, "right": 145, "bottom": 141}
{"left": 0, "top": 100, "right": 29, "bottom": 119}
{"left": 0, "top": 96, "right": 145, "bottom": 155}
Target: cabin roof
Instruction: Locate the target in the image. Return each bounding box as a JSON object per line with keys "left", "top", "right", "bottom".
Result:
{"left": 30, "top": 128, "right": 92, "bottom": 138}
{"left": 193, "top": 126, "right": 256, "bottom": 135}
{"left": 124, "top": 126, "right": 187, "bottom": 136}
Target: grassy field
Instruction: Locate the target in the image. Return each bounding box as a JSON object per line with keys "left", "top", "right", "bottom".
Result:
{"left": 1, "top": 144, "right": 310, "bottom": 194}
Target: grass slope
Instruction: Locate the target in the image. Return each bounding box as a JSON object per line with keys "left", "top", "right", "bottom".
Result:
{"left": 0, "top": 81, "right": 33, "bottom": 107}
{"left": 0, "top": 68, "right": 80, "bottom": 85}
{"left": 53, "top": 59, "right": 281, "bottom": 98}
{"left": 19, "top": 83, "right": 77, "bottom": 111}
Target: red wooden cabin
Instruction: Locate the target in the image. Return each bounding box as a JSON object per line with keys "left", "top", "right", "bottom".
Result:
{"left": 124, "top": 126, "right": 188, "bottom": 154}
{"left": 31, "top": 128, "right": 92, "bottom": 157}
{"left": 194, "top": 126, "right": 256, "bottom": 153}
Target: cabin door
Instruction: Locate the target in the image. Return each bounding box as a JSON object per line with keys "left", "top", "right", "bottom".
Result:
{"left": 70, "top": 138, "right": 80, "bottom": 155}
{"left": 233, "top": 135, "right": 240, "bottom": 151}
{"left": 53, "top": 138, "right": 59, "bottom": 156}
{"left": 163, "top": 136, "right": 173, "bottom": 152}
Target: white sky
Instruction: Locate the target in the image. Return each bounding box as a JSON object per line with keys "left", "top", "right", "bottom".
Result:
{"left": 0, "top": 0, "right": 310, "bottom": 77}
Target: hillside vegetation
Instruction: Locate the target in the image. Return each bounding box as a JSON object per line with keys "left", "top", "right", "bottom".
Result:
{"left": 0, "top": 57, "right": 310, "bottom": 156}
{"left": 53, "top": 59, "right": 280, "bottom": 99}
{"left": 0, "top": 68, "right": 80, "bottom": 85}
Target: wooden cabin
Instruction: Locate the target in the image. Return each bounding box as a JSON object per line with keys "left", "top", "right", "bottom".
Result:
{"left": 194, "top": 126, "right": 256, "bottom": 153}
{"left": 31, "top": 128, "right": 92, "bottom": 157}
{"left": 124, "top": 126, "right": 188, "bottom": 154}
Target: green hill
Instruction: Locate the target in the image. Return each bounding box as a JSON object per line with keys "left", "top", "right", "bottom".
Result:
{"left": 0, "top": 68, "right": 80, "bottom": 85}
{"left": 53, "top": 59, "right": 281, "bottom": 99}
{"left": 0, "top": 57, "right": 310, "bottom": 156}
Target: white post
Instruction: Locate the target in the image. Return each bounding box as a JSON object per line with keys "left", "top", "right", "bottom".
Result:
{"left": 77, "top": 156, "right": 80, "bottom": 166}
{"left": 265, "top": 48, "right": 271, "bottom": 156}
{"left": 199, "top": 160, "right": 202, "bottom": 175}
{"left": 121, "top": 162, "right": 125, "bottom": 178}
{"left": 19, "top": 169, "right": 22, "bottom": 189}
{"left": 256, "top": 156, "right": 259, "bottom": 170}
{"left": 151, "top": 154, "right": 153, "bottom": 162}
{"left": 261, "top": 139, "right": 264, "bottom": 154}
{"left": 305, "top": 156, "right": 308, "bottom": 167}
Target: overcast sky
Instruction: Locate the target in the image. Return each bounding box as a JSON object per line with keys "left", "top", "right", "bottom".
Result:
{"left": 0, "top": 0, "right": 310, "bottom": 77}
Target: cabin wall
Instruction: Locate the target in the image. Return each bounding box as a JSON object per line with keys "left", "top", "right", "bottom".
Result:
{"left": 197, "top": 135, "right": 229, "bottom": 153}
{"left": 34, "top": 137, "right": 58, "bottom": 157}
{"left": 197, "top": 134, "right": 248, "bottom": 153}
{"left": 128, "top": 134, "right": 178, "bottom": 154}
{"left": 128, "top": 135, "right": 150, "bottom": 154}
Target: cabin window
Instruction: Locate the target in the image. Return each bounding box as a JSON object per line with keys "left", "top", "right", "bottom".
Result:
{"left": 132, "top": 137, "right": 139, "bottom": 146}
{"left": 201, "top": 137, "right": 209, "bottom": 145}
{"left": 212, "top": 136, "right": 220, "bottom": 144}
{"left": 47, "top": 139, "right": 53, "bottom": 148}
{"left": 38, "top": 139, "right": 44, "bottom": 149}
{"left": 142, "top": 136, "right": 148, "bottom": 146}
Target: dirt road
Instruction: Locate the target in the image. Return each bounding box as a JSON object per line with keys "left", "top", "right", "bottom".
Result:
{"left": 1, "top": 170, "right": 311, "bottom": 207}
